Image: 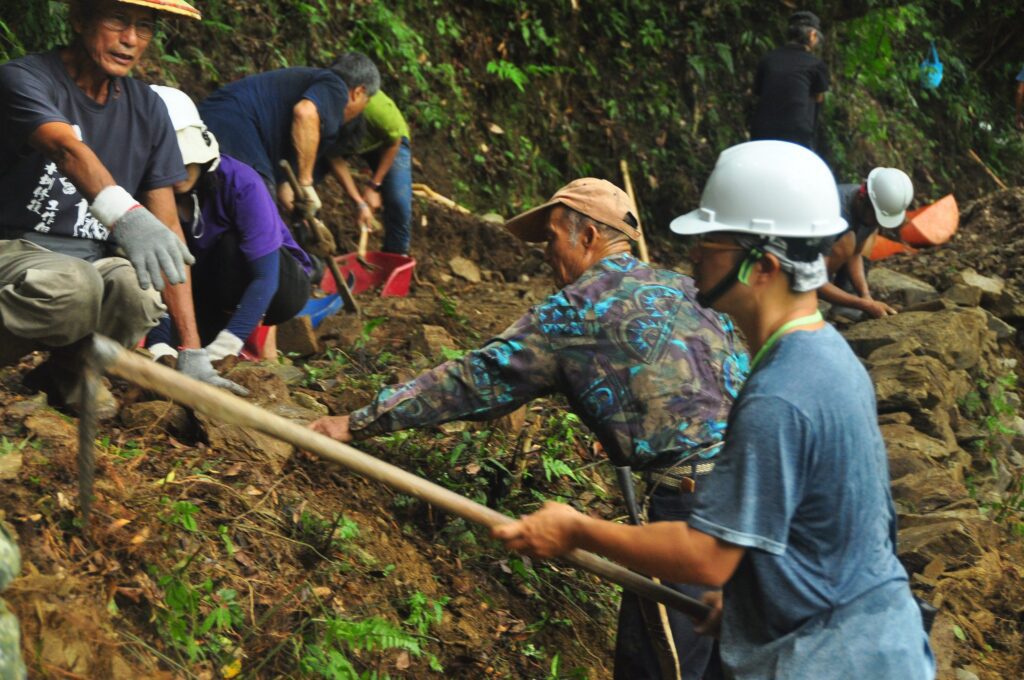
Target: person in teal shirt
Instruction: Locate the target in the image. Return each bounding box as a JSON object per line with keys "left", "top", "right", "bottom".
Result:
{"left": 326, "top": 85, "right": 413, "bottom": 255}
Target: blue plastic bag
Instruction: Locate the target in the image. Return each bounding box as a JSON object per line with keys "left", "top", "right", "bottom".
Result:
{"left": 920, "top": 41, "right": 943, "bottom": 89}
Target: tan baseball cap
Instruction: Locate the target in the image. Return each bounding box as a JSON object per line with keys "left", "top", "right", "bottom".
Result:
{"left": 504, "top": 178, "right": 641, "bottom": 243}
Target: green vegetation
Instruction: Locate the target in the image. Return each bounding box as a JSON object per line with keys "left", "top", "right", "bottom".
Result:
{"left": 7, "top": 1, "right": 1023, "bottom": 228}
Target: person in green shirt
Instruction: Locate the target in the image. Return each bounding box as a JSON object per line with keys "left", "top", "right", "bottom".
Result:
{"left": 326, "top": 86, "right": 413, "bottom": 255}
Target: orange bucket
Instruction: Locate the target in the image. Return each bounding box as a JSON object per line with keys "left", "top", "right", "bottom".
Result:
{"left": 868, "top": 235, "right": 917, "bottom": 260}
{"left": 900, "top": 194, "right": 959, "bottom": 246}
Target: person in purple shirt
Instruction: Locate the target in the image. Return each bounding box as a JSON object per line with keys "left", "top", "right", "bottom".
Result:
{"left": 148, "top": 86, "right": 312, "bottom": 360}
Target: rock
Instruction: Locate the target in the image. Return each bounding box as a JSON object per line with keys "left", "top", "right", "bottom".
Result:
{"left": 843, "top": 308, "right": 991, "bottom": 370}
{"left": 416, "top": 324, "right": 457, "bottom": 357}
{"left": 868, "top": 268, "right": 939, "bottom": 306}
{"left": 868, "top": 355, "right": 950, "bottom": 403}
{"left": 0, "top": 449, "right": 23, "bottom": 480}
{"left": 258, "top": 361, "right": 306, "bottom": 387}
{"left": 224, "top": 365, "right": 292, "bottom": 406}
{"left": 1, "top": 395, "right": 47, "bottom": 422}
{"left": 953, "top": 268, "right": 1004, "bottom": 306}
{"left": 897, "top": 510, "right": 996, "bottom": 573}
{"left": 986, "top": 288, "right": 1024, "bottom": 320}
{"left": 119, "top": 400, "right": 191, "bottom": 436}
{"left": 891, "top": 468, "right": 969, "bottom": 513}
{"left": 982, "top": 310, "right": 1015, "bottom": 340}
{"left": 449, "top": 256, "right": 482, "bottom": 283}
{"left": 901, "top": 298, "right": 957, "bottom": 314}
{"left": 195, "top": 411, "right": 293, "bottom": 474}
{"left": 941, "top": 283, "right": 982, "bottom": 307}
{"left": 24, "top": 411, "right": 78, "bottom": 450}
{"left": 954, "top": 669, "right": 980, "bottom": 680}
{"left": 291, "top": 392, "right": 328, "bottom": 415}
{"left": 481, "top": 212, "right": 505, "bottom": 226}
{"left": 881, "top": 424, "right": 953, "bottom": 479}
{"left": 276, "top": 315, "right": 321, "bottom": 356}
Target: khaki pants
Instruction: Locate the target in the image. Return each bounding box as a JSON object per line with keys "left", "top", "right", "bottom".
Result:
{"left": 0, "top": 239, "right": 164, "bottom": 366}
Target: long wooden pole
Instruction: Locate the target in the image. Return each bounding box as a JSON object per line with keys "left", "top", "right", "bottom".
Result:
{"left": 620, "top": 159, "right": 650, "bottom": 264}
{"left": 91, "top": 336, "right": 709, "bottom": 619}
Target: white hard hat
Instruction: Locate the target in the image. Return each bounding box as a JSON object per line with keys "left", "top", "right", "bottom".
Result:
{"left": 670, "top": 140, "right": 847, "bottom": 239}
{"left": 866, "top": 167, "right": 913, "bottom": 228}
{"left": 150, "top": 84, "right": 220, "bottom": 170}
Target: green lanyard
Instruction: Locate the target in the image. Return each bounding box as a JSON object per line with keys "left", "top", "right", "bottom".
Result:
{"left": 749, "top": 311, "right": 824, "bottom": 372}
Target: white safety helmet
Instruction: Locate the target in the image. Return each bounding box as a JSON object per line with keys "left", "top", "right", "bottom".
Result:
{"left": 670, "top": 140, "right": 847, "bottom": 239}
{"left": 866, "top": 167, "right": 913, "bottom": 229}
{"left": 150, "top": 84, "right": 220, "bottom": 171}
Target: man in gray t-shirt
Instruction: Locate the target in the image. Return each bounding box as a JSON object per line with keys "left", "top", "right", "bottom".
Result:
{"left": 494, "top": 141, "right": 934, "bottom": 678}
{"left": 0, "top": 0, "right": 243, "bottom": 413}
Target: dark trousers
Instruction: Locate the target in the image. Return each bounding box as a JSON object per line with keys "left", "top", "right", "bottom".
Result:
{"left": 192, "top": 232, "right": 310, "bottom": 345}
{"left": 614, "top": 487, "right": 722, "bottom": 680}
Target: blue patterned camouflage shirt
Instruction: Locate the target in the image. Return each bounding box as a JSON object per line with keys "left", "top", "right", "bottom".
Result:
{"left": 350, "top": 253, "right": 749, "bottom": 470}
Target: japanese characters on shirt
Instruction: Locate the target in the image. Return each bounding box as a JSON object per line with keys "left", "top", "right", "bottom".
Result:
{"left": 24, "top": 124, "right": 108, "bottom": 240}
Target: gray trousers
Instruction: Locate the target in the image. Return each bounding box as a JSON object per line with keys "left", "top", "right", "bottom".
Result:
{"left": 0, "top": 239, "right": 164, "bottom": 365}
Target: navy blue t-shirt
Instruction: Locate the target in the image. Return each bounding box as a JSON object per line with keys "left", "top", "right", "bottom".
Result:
{"left": 199, "top": 67, "right": 348, "bottom": 186}
{"left": 0, "top": 50, "right": 185, "bottom": 248}
{"left": 689, "top": 325, "right": 934, "bottom": 678}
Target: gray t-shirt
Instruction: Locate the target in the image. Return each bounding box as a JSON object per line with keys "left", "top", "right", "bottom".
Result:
{"left": 0, "top": 49, "right": 185, "bottom": 255}
{"left": 689, "top": 325, "right": 935, "bottom": 679}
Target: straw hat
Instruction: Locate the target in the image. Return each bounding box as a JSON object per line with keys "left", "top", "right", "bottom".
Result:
{"left": 65, "top": 0, "right": 201, "bottom": 21}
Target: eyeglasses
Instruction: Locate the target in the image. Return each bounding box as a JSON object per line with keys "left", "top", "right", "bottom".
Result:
{"left": 100, "top": 12, "right": 159, "bottom": 39}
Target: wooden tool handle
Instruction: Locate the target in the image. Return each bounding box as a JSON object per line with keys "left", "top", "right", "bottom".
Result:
{"left": 91, "top": 336, "right": 710, "bottom": 620}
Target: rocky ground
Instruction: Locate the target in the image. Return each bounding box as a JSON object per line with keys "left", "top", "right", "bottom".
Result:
{"left": 0, "top": 192, "right": 1022, "bottom": 678}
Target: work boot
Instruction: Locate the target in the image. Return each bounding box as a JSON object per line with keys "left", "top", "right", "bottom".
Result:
{"left": 22, "top": 342, "right": 118, "bottom": 420}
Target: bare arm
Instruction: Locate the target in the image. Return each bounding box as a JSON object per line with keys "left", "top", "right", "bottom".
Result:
{"left": 140, "top": 187, "right": 201, "bottom": 348}
{"left": 369, "top": 139, "right": 401, "bottom": 188}
{"left": 846, "top": 252, "right": 871, "bottom": 299}
{"left": 291, "top": 98, "right": 321, "bottom": 185}
{"left": 493, "top": 501, "right": 745, "bottom": 587}
{"left": 328, "top": 156, "right": 372, "bottom": 227}
{"left": 30, "top": 121, "right": 115, "bottom": 200}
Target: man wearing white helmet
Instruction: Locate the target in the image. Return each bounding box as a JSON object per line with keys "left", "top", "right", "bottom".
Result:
{"left": 0, "top": 0, "right": 245, "bottom": 413}
{"left": 494, "top": 141, "right": 935, "bottom": 679}
{"left": 819, "top": 167, "right": 914, "bottom": 319}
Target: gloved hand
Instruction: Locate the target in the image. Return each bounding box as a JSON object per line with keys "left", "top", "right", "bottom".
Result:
{"left": 177, "top": 348, "right": 249, "bottom": 396}
{"left": 111, "top": 206, "right": 195, "bottom": 291}
{"left": 297, "top": 183, "right": 322, "bottom": 219}
{"left": 205, "top": 330, "right": 245, "bottom": 362}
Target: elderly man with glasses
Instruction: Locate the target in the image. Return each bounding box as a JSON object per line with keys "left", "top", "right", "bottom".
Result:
{"left": 0, "top": 0, "right": 245, "bottom": 421}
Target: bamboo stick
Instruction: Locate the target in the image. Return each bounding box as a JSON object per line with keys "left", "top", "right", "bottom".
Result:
{"left": 90, "top": 336, "right": 709, "bottom": 619}
{"left": 619, "top": 160, "right": 650, "bottom": 263}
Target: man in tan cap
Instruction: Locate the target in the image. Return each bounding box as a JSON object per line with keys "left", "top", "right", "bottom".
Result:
{"left": 310, "top": 178, "right": 748, "bottom": 680}
{"left": 0, "top": 0, "right": 245, "bottom": 416}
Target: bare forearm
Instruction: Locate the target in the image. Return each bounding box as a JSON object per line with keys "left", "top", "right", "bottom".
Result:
{"left": 818, "top": 281, "right": 870, "bottom": 311}
{"left": 1016, "top": 84, "right": 1024, "bottom": 116}
{"left": 573, "top": 517, "right": 739, "bottom": 586}
{"left": 329, "top": 158, "right": 366, "bottom": 205}
{"left": 846, "top": 254, "right": 870, "bottom": 298}
{"left": 31, "top": 122, "right": 115, "bottom": 200}
{"left": 371, "top": 140, "right": 401, "bottom": 186}
{"left": 291, "top": 99, "right": 321, "bottom": 185}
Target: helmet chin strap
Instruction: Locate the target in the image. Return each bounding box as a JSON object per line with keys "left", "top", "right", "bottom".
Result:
{"left": 696, "top": 247, "right": 765, "bottom": 308}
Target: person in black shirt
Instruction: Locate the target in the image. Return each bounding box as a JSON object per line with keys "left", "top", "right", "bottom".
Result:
{"left": 750, "top": 11, "right": 829, "bottom": 151}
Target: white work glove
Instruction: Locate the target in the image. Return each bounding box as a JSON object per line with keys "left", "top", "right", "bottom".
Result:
{"left": 149, "top": 343, "right": 179, "bottom": 361}
{"left": 92, "top": 186, "right": 195, "bottom": 291}
{"left": 205, "top": 330, "right": 245, "bottom": 362}
{"left": 176, "top": 349, "right": 249, "bottom": 396}
{"left": 297, "top": 183, "right": 322, "bottom": 219}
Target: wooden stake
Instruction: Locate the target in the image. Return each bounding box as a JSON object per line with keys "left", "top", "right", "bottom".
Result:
{"left": 619, "top": 159, "right": 650, "bottom": 263}
{"left": 90, "top": 336, "right": 709, "bottom": 620}
{"left": 967, "top": 149, "right": 1009, "bottom": 191}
